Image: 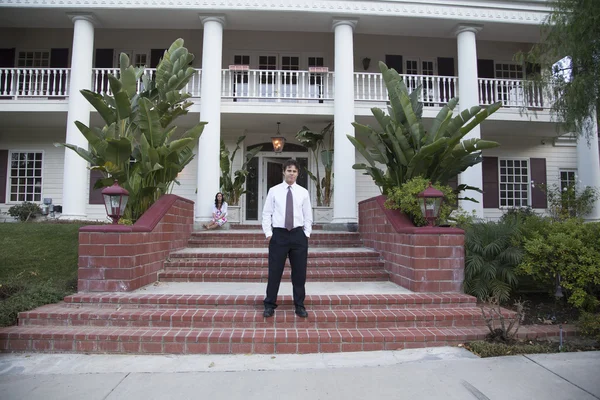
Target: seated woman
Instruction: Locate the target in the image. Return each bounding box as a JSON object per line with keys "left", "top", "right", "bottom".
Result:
{"left": 203, "top": 192, "right": 228, "bottom": 230}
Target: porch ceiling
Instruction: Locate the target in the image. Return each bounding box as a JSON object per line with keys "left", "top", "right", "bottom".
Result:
{"left": 0, "top": 8, "right": 542, "bottom": 43}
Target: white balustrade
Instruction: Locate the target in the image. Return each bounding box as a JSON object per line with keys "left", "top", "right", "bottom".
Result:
{"left": 0, "top": 68, "right": 70, "bottom": 98}
{"left": 478, "top": 78, "right": 550, "bottom": 109}
{"left": 0, "top": 67, "right": 555, "bottom": 110}
{"left": 221, "top": 69, "right": 334, "bottom": 101}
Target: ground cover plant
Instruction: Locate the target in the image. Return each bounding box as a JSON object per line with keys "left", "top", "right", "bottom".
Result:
{"left": 0, "top": 222, "right": 85, "bottom": 326}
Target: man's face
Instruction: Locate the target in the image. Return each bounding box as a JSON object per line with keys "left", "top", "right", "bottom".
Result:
{"left": 283, "top": 165, "right": 298, "bottom": 185}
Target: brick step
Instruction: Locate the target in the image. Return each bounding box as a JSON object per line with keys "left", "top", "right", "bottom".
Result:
{"left": 170, "top": 250, "right": 379, "bottom": 259}
{"left": 158, "top": 269, "right": 390, "bottom": 282}
{"left": 187, "top": 240, "right": 364, "bottom": 248}
{"left": 189, "top": 231, "right": 359, "bottom": 241}
{"left": 62, "top": 293, "right": 478, "bottom": 310}
{"left": 18, "top": 305, "right": 499, "bottom": 329}
{"left": 0, "top": 325, "right": 576, "bottom": 355}
{"left": 164, "top": 259, "right": 384, "bottom": 269}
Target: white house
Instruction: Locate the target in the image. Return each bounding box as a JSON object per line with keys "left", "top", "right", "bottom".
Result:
{"left": 0, "top": 0, "right": 599, "bottom": 225}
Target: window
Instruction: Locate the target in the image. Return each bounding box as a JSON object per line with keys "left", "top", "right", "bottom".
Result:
{"left": 499, "top": 159, "right": 529, "bottom": 207}
{"left": 9, "top": 152, "right": 43, "bottom": 202}
{"left": 560, "top": 169, "right": 577, "bottom": 215}
{"left": 116, "top": 50, "right": 148, "bottom": 68}
{"left": 17, "top": 51, "right": 50, "bottom": 68}
{"left": 233, "top": 55, "right": 250, "bottom": 84}
{"left": 495, "top": 63, "right": 523, "bottom": 79}
{"left": 281, "top": 56, "right": 299, "bottom": 84}
{"left": 17, "top": 51, "right": 51, "bottom": 94}
{"left": 405, "top": 58, "right": 436, "bottom": 104}
{"left": 560, "top": 169, "right": 577, "bottom": 190}
{"left": 258, "top": 55, "right": 277, "bottom": 84}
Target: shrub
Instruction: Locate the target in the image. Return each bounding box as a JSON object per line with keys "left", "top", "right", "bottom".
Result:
{"left": 518, "top": 219, "right": 600, "bottom": 311}
{"left": 8, "top": 202, "right": 42, "bottom": 222}
{"left": 539, "top": 183, "right": 599, "bottom": 221}
{"left": 463, "top": 219, "right": 523, "bottom": 302}
{"left": 577, "top": 312, "right": 600, "bottom": 342}
{"left": 385, "top": 177, "right": 456, "bottom": 227}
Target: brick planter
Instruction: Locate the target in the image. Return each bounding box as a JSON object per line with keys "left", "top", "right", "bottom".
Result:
{"left": 77, "top": 195, "right": 194, "bottom": 292}
{"left": 358, "top": 195, "right": 465, "bottom": 293}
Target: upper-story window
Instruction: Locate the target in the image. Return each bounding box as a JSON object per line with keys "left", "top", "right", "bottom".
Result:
{"left": 495, "top": 63, "right": 523, "bottom": 80}
{"left": 17, "top": 51, "right": 50, "bottom": 68}
{"left": 499, "top": 158, "right": 529, "bottom": 207}
{"left": 9, "top": 151, "right": 43, "bottom": 202}
{"left": 233, "top": 55, "right": 250, "bottom": 84}
{"left": 116, "top": 50, "right": 148, "bottom": 68}
{"left": 281, "top": 56, "right": 299, "bottom": 84}
{"left": 259, "top": 55, "right": 277, "bottom": 84}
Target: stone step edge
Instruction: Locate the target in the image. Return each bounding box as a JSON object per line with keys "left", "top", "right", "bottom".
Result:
{"left": 169, "top": 251, "right": 380, "bottom": 259}
{"left": 0, "top": 325, "right": 577, "bottom": 355}
{"left": 20, "top": 306, "right": 504, "bottom": 321}
{"left": 163, "top": 262, "right": 385, "bottom": 269}
{"left": 63, "top": 293, "right": 477, "bottom": 307}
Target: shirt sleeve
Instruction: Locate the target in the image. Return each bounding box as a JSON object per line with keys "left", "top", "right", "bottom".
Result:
{"left": 262, "top": 188, "right": 275, "bottom": 238}
{"left": 302, "top": 188, "right": 313, "bottom": 237}
{"left": 221, "top": 202, "right": 228, "bottom": 216}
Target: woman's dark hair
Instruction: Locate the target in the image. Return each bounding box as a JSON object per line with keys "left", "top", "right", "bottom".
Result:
{"left": 214, "top": 192, "right": 225, "bottom": 208}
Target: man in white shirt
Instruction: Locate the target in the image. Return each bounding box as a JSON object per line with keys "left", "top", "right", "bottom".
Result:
{"left": 262, "top": 159, "right": 313, "bottom": 318}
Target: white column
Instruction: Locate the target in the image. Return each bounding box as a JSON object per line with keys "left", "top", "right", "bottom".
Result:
{"left": 455, "top": 24, "right": 484, "bottom": 217}
{"left": 332, "top": 18, "right": 358, "bottom": 224}
{"left": 577, "top": 117, "right": 600, "bottom": 221}
{"left": 61, "top": 13, "right": 96, "bottom": 220}
{"left": 196, "top": 15, "right": 225, "bottom": 223}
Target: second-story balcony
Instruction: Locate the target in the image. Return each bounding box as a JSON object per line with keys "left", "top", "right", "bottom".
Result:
{"left": 0, "top": 67, "right": 552, "bottom": 110}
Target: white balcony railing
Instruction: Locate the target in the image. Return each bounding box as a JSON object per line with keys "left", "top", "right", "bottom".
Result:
{"left": 91, "top": 68, "right": 202, "bottom": 96}
{"left": 0, "top": 68, "right": 71, "bottom": 98}
{"left": 478, "top": 78, "right": 551, "bottom": 109}
{"left": 354, "top": 72, "right": 458, "bottom": 104}
{"left": 221, "top": 69, "right": 334, "bottom": 101}
{"left": 0, "top": 67, "right": 552, "bottom": 111}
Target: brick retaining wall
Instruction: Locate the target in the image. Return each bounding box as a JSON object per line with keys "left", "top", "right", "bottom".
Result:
{"left": 77, "top": 195, "right": 194, "bottom": 292}
{"left": 358, "top": 196, "right": 465, "bottom": 293}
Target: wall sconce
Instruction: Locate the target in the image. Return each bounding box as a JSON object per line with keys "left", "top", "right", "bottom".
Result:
{"left": 102, "top": 180, "right": 129, "bottom": 224}
{"left": 271, "top": 122, "right": 286, "bottom": 153}
{"left": 362, "top": 57, "right": 371, "bottom": 71}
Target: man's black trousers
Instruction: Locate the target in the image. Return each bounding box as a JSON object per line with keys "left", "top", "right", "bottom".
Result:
{"left": 264, "top": 227, "right": 308, "bottom": 308}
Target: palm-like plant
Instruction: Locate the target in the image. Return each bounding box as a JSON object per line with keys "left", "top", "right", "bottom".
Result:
{"left": 464, "top": 220, "right": 523, "bottom": 302}
{"left": 57, "top": 39, "right": 206, "bottom": 221}
{"left": 295, "top": 122, "right": 334, "bottom": 206}
{"left": 348, "top": 61, "right": 501, "bottom": 199}
{"left": 220, "top": 136, "right": 262, "bottom": 206}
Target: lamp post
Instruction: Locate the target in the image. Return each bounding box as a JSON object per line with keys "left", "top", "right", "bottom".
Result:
{"left": 101, "top": 180, "right": 129, "bottom": 224}
{"left": 417, "top": 183, "right": 445, "bottom": 226}
{"left": 271, "top": 122, "right": 286, "bottom": 153}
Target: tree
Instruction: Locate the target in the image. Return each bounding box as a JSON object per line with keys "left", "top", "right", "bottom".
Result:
{"left": 219, "top": 136, "right": 261, "bottom": 206}
{"left": 295, "top": 123, "right": 334, "bottom": 206}
{"left": 519, "top": 0, "right": 600, "bottom": 138}
{"left": 57, "top": 39, "right": 206, "bottom": 222}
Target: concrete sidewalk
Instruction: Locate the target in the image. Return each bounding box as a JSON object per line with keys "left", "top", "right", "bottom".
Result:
{"left": 1, "top": 348, "right": 599, "bottom": 400}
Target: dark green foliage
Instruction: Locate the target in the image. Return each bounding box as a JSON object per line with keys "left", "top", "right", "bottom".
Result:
{"left": 518, "top": 219, "right": 600, "bottom": 311}
{"left": 220, "top": 136, "right": 262, "bottom": 206}
{"left": 347, "top": 61, "right": 501, "bottom": 196}
{"left": 295, "top": 123, "right": 334, "bottom": 206}
{"left": 464, "top": 220, "right": 523, "bottom": 302}
{"left": 517, "top": 0, "right": 600, "bottom": 137}
{"left": 539, "top": 183, "right": 599, "bottom": 221}
{"left": 385, "top": 177, "right": 456, "bottom": 226}
{"left": 577, "top": 312, "right": 600, "bottom": 342}
{"left": 8, "top": 202, "right": 42, "bottom": 222}
{"left": 465, "top": 341, "right": 557, "bottom": 358}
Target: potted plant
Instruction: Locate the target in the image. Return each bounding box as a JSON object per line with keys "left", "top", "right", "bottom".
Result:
{"left": 296, "top": 123, "right": 334, "bottom": 222}
{"left": 220, "top": 136, "right": 262, "bottom": 223}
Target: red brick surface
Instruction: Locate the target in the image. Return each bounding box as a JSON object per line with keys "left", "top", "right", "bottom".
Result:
{"left": 77, "top": 195, "right": 194, "bottom": 292}
{"left": 358, "top": 196, "right": 465, "bottom": 293}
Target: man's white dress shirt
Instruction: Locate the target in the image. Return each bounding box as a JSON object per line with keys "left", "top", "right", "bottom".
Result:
{"left": 262, "top": 181, "right": 313, "bottom": 238}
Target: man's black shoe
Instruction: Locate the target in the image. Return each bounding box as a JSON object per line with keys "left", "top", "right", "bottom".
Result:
{"left": 263, "top": 307, "right": 275, "bottom": 318}
{"left": 295, "top": 306, "right": 308, "bottom": 318}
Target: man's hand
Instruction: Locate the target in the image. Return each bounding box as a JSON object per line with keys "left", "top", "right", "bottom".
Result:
{"left": 266, "top": 236, "right": 272, "bottom": 244}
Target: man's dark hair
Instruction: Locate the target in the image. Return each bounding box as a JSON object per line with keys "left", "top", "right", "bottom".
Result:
{"left": 283, "top": 159, "right": 300, "bottom": 171}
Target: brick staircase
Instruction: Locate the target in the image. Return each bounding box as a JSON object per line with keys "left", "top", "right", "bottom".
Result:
{"left": 0, "top": 229, "right": 572, "bottom": 354}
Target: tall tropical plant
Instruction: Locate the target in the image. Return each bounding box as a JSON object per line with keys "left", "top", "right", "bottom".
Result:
{"left": 348, "top": 62, "right": 501, "bottom": 199}
{"left": 295, "top": 122, "right": 334, "bottom": 206}
{"left": 56, "top": 39, "right": 206, "bottom": 222}
{"left": 220, "top": 136, "right": 262, "bottom": 206}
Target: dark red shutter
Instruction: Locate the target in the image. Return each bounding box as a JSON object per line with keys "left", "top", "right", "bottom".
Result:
{"left": 0, "top": 48, "right": 15, "bottom": 97}
{"left": 437, "top": 57, "right": 456, "bottom": 100}
{"left": 89, "top": 169, "right": 104, "bottom": 205}
{"left": 150, "top": 49, "right": 166, "bottom": 68}
{"left": 530, "top": 158, "right": 547, "bottom": 209}
{"left": 49, "top": 48, "right": 69, "bottom": 95}
{"left": 385, "top": 55, "right": 403, "bottom": 74}
{"left": 482, "top": 157, "right": 499, "bottom": 208}
{"left": 0, "top": 150, "right": 8, "bottom": 203}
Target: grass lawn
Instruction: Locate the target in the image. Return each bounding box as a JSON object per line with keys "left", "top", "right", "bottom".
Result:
{"left": 0, "top": 222, "right": 88, "bottom": 327}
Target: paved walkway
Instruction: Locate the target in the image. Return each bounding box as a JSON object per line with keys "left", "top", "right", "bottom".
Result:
{"left": 1, "top": 348, "right": 598, "bottom": 400}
